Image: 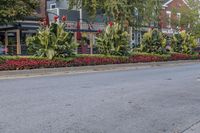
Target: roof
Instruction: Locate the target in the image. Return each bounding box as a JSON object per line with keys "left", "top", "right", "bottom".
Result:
{"left": 162, "top": 0, "right": 188, "bottom": 7}
{"left": 0, "top": 21, "right": 40, "bottom": 31}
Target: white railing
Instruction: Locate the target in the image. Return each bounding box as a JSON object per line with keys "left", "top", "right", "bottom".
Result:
{"left": 65, "top": 21, "right": 105, "bottom": 30}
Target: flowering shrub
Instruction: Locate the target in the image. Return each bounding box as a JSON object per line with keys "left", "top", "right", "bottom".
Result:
{"left": 170, "top": 53, "right": 192, "bottom": 60}
{"left": 67, "top": 56, "right": 129, "bottom": 66}
{"left": 129, "top": 54, "right": 164, "bottom": 63}
{"left": 0, "top": 53, "right": 199, "bottom": 71}
{"left": 26, "top": 16, "right": 77, "bottom": 60}
{"left": 0, "top": 58, "right": 67, "bottom": 71}
{"left": 96, "top": 22, "right": 131, "bottom": 56}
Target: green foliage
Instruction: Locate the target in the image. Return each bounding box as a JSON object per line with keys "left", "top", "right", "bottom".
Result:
{"left": 0, "top": 0, "right": 39, "bottom": 24}
{"left": 171, "top": 31, "right": 198, "bottom": 54}
{"left": 96, "top": 22, "right": 131, "bottom": 56}
{"left": 141, "top": 29, "right": 167, "bottom": 54}
{"left": 171, "top": 0, "right": 200, "bottom": 37}
{"left": 26, "top": 23, "right": 78, "bottom": 60}
{"left": 0, "top": 56, "right": 21, "bottom": 63}
{"left": 0, "top": 56, "right": 5, "bottom": 64}
{"left": 68, "top": 0, "right": 163, "bottom": 27}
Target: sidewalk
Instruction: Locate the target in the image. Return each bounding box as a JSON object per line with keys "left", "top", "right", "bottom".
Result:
{"left": 0, "top": 60, "right": 199, "bottom": 79}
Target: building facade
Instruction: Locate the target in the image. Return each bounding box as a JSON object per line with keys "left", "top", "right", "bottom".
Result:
{"left": 47, "top": 0, "right": 105, "bottom": 31}
{"left": 132, "top": 0, "right": 190, "bottom": 46}
{"left": 160, "top": 0, "right": 189, "bottom": 34}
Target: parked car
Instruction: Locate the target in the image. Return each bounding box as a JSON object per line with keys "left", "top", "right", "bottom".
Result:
{"left": 0, "top": 46, "right": 7, "bottom": 55}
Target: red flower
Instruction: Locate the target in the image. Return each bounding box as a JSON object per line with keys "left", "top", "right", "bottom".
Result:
{"left": 42, "top": 18, "right": 48, "bottom": 26}
{"left": 97, "top": 29, "right": 102, "bottom": 33}
{"left": 109, "top": 21, "right": 113, "bottom": 27}
{"left": 62, "top": 16, "right": 67, "bottom": 22}
{"left": 54, "top": 16, "right": 59, "bottom": 22}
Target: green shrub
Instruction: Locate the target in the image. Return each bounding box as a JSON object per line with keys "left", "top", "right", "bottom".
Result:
{"left": 0, "top": 56, "right": 5, "bottom": 64}
{"left": 26, "top": 22, "right": 78, "bottom": 60}
{"left": 171, "top": 31, "right": 198, "bottom": 54}
{"left": 0, "top": 56, "right": 21, "bottom": 64}
{"left": 96, "top": 22, "right": 131, "bottom": 56}
{"left": 141, "top": 29, "right": 167, "bottom": 54}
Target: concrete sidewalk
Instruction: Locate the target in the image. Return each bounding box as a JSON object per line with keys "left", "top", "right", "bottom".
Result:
{"left": 0, "top": 60, "right": 199, "bottom": 79}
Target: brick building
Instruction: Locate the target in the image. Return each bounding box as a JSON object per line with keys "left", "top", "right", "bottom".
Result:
{"left": 160, "top": 0, "right": 189, "bottom": 34}
{"left": 132, "top": 0, "right": 190, "bottom": 46}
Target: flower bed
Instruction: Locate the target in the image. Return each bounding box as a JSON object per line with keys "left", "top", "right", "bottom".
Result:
{"left": 129, "top": 54, "right": 164, "bottom": 63}
{"left": 0, "top": 58, "right": 68, "bottom": 71}
{"left": 170, "top": 53, "right": 192, "bottom": 61}
{"left": 0, "top": 53, "right": 199, "bottom": 71}
{"left": 67, "top": 56, "right": 129, "bottom": 66}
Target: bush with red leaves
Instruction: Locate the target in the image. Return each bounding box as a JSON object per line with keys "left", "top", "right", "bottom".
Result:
{"left": 129, "top": 55, "right": 164, "bottom": 63}
{"left": 67, "top": 56, "right": 129, "bottom": 66}
{"left": 0, "top": 58, "right": 68, "bottom": 71}
{"left": 0, "top": 53, "right": 199, "bottom": 71}
{"left": 170, "top": 53, "right": 192, "bottom": 61}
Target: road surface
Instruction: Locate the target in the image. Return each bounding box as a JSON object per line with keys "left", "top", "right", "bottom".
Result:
{"left": 0, "top": 63, "right": 200, "bottom": 133}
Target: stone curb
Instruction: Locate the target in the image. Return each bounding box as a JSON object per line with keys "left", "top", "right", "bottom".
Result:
{"left": 0, "top": 60, "right": 199, "bottom": 79}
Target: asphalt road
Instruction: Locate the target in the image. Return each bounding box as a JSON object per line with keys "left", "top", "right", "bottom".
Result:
{"left": 1, "top": 63, "right": 200, "bottom": 133}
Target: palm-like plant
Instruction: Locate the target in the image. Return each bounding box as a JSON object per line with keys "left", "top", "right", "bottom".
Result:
{"left": 26, "top": 22, "right": 78, "bottom": 59}
{"left": 96, "top": 22, "right": 131, "bottom": 56}
{"left": 171, "top": 31, "right": 198, "bottom": 54}
{"left": 141, "top": 29, "right": 167, "bottom": 54}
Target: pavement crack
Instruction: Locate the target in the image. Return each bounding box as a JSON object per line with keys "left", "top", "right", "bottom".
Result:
{"left": 179, "top": 119, "right": 200, "bottom": 133}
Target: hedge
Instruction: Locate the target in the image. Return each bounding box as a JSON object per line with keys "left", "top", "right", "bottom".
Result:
{"left": 0, "top": 53, "right": 199, "bottom": 71}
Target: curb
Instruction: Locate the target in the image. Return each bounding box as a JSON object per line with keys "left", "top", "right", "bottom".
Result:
{"left": 0, "top": 60, "right": 199, "bottom": 79}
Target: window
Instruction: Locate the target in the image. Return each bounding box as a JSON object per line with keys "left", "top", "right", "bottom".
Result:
{"left": 166, "top": 11, "right": 171, "bottom": 28}
{"left": 50, "top": 3, "right": 56, "bottom": 9}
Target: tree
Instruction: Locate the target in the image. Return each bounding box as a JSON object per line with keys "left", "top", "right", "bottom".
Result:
{"left": 171, "top": 0, "right": 200, "bottom": 36}
{"left": 68, "top": 0, "right": 163, "bottom": 27}
{"left": 0, "top": 0, "right": 39, "bottom": 24}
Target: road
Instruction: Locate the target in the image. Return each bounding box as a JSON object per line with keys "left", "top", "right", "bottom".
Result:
{"left": 0, "top": 63, "right": 200, "bottom": 133}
